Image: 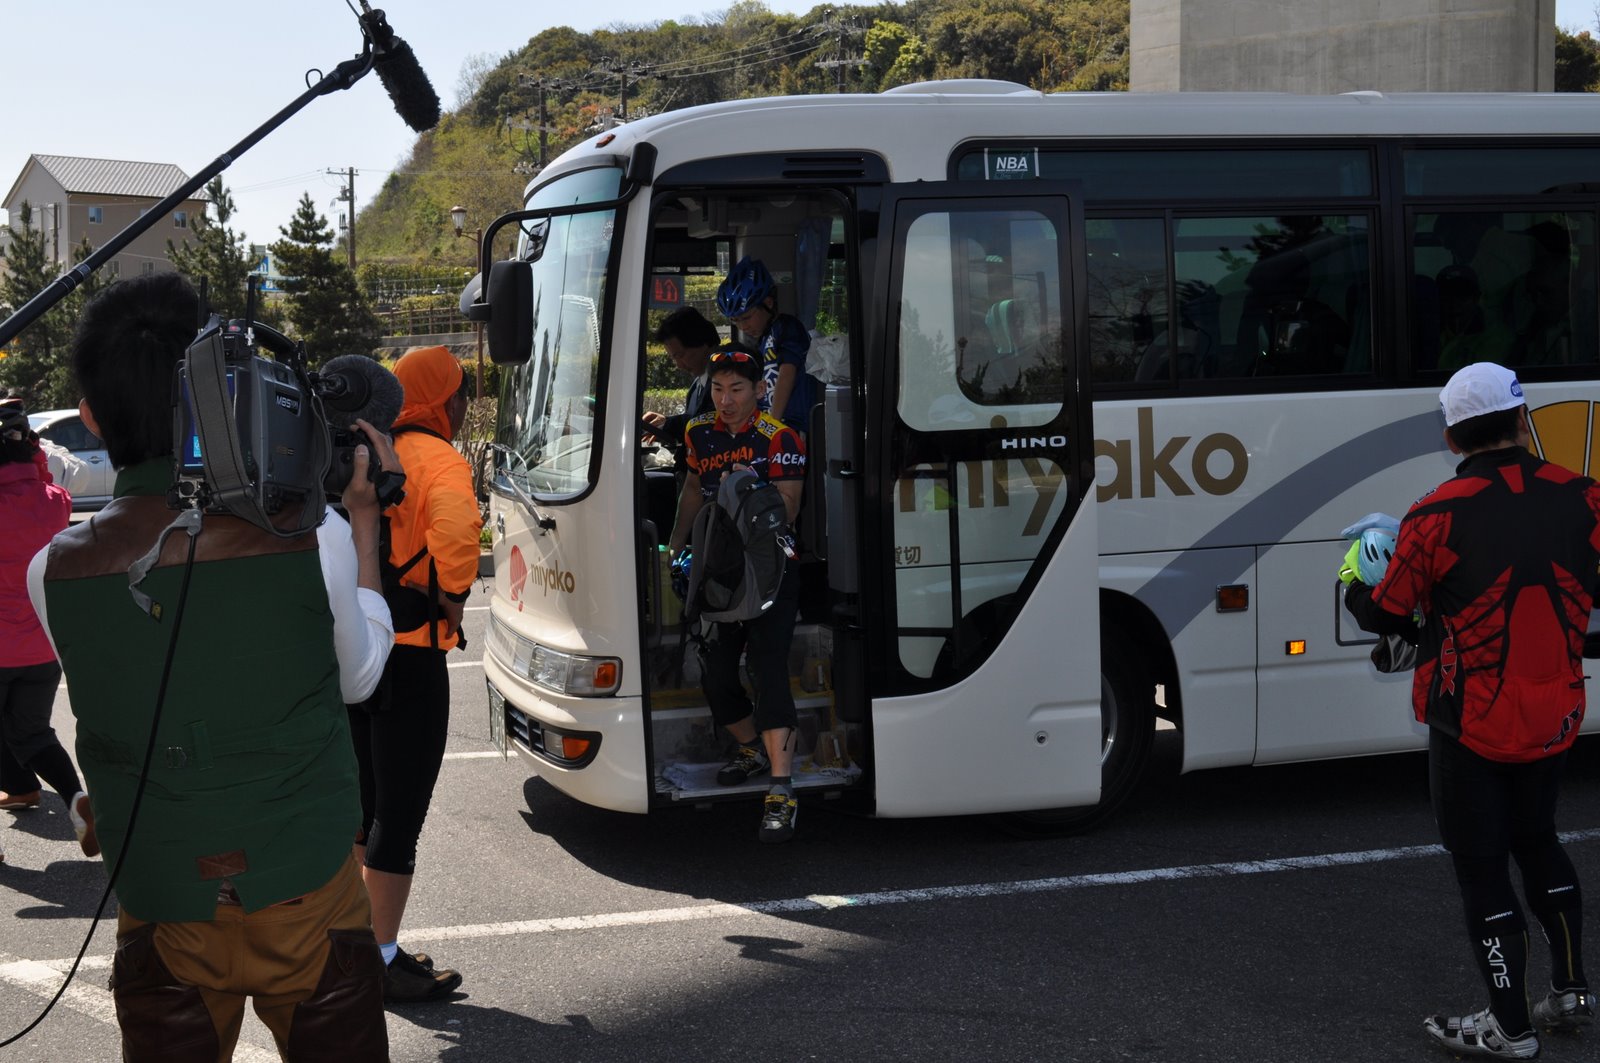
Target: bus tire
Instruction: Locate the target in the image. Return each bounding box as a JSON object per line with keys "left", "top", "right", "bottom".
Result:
{"left": 1003, "top": 644, "right": 1155, "bottom": 836}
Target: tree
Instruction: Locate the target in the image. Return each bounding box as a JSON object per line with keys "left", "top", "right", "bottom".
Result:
{"left": 168, "top": 177, "right": 255, "bottom": 319}
{"left": 1555, "top": 28, "right": 1600, "bottom": 93}
{"left": 0, "top": 202, "right": 79, "bottom": 408}
{"left": 269, "top": 193, "right": 382, "bottom": 363}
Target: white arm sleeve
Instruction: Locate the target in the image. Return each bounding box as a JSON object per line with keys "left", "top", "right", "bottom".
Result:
{"left": 27, "top": 546, "right": 57, "bottom": 660}
{"left": 317, "top": 510, "right": 394, "bottom": 703}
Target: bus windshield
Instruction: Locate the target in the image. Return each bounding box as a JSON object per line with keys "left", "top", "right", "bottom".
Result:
{"left": 497, "top": 165, "right": 622, "bottom": 499}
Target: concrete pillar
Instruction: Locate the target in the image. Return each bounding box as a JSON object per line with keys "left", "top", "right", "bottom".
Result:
{"left": 1131, "top": 0, "right": 1556, "bottom": 93}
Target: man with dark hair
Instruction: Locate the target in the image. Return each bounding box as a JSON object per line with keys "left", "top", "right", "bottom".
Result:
{"left": 667, "top": 347, "right": 806, "bottom": 842}
{"left": 1345, "top": 361, "right": 1595, "bottom": 1060}
{"left": 641, "top": 306, "right": 719, "bottom": 461}
{"left": 26, "top": 272, "right": 398, "bottom": 1060}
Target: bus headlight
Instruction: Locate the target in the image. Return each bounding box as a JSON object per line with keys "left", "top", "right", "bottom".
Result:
{"left": 490, "top": 613, "right": 622, "bottom": 696}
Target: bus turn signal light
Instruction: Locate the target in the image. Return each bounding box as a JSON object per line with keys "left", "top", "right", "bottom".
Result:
{"left": 1216, "top": 585, "right": 1249, "bottom": 612}
{"left": 1286, "top": 640, "right": 1307, "bottom": 656}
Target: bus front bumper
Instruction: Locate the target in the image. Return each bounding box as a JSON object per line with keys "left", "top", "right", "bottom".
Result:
{"left": 484, "top": 655, "right": 649, "bottom": 814}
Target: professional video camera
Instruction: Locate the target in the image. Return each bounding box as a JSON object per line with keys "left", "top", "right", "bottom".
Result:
{"left": 172, "top": 313, "right": 405, "bottom": 535}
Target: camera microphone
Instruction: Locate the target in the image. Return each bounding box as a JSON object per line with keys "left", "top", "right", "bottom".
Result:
{"left": 317, "top": 355, "right": 406, "bottom": 502}
{"left": 319, "top": 354, "right": 404, "bottom": 432}
{"left": 357, "top": 3, "right": 441, "bottom": 133}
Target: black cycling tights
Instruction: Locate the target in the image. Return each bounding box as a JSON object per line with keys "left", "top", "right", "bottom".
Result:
{"left": 348, "top": 645, "right": 451, "bottom": 875}
{"left": 1431, "top": 730, "right": 1587, "bottom": 1034}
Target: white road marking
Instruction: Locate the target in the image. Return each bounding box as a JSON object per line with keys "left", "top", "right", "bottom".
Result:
{"left": 397, "top": 828, "right": 1600, "bottom": 946}
{"left": 447, "top": 660, "right": 483, "bottom": 670}
{"left": 442, "top": 751, "right": 505, "bottom": 760}
{"left": 9, "top": 827, "right": 1597, "bottom": 1041}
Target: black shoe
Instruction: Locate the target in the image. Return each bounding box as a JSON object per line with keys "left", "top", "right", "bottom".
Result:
{"left": 396, "top": 945, "right": 434, "bottom": 971}
{"left": 716, "top": 744, "right": 770, "bottom": 786}
{"left": 384, "top": 950, "right": 462, "bottom": 1003}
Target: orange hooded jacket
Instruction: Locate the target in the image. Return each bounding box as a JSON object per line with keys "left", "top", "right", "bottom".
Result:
{"left": 389, "top": 346, "right": 482, "bottom": 650}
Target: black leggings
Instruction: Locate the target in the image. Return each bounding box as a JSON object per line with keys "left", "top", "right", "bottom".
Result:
{"left": 347, "top": 646, "right": 450, "bottom": 875}
{"left": 0, "top": 662, "right": 83, "bottom": 805}
{"left": 1430, "top": 729, "right": 1587, "bottom": 1027}
{"left": 700, "top": 566, "right": 801, "bottom": 736}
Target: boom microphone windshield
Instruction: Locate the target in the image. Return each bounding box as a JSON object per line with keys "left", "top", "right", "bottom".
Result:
{"left": 358, "top": 3, "right": 441, "bottom": 132}
{"left": 319, "top": 354, "right": 404, "bottom": 432}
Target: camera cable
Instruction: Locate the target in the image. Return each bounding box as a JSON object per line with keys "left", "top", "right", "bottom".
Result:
{"left": 0, "top": 512, "right": 203, "bottom": 1048}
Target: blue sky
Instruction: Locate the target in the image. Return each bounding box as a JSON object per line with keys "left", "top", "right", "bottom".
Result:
{"left": 2, "top": 0, "right": 1596, "bottom": 253}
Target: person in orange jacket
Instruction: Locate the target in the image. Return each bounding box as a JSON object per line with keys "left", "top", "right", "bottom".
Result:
{"left": 346, "top": 345, "right": 482, "bottom": 1003}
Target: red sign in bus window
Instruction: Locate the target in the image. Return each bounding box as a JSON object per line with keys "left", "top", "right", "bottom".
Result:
{"left": 650, "top": 274, "right": 684, "bottom": 309}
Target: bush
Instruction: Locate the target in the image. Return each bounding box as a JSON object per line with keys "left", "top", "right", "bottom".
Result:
{"left": 643, "top": 388, "right": 688, "bottom": 417}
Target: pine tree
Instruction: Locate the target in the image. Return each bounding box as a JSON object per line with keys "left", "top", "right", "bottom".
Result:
{"left": 269, "top": 193, "right": 381, "bottom": 363}
{"left": 0, "top": 201, "right": 77, "bottom": 408}
{"left": 168, "top": 177, "right": 255, "bottom": 319}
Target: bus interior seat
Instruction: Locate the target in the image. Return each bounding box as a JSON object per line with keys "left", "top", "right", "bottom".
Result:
{"left": 982, "top": 297, "right": 1038, "bottom": 389}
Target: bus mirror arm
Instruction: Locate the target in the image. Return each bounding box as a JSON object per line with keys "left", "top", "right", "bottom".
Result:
{"left": 490, "top": 443, "right": 558, "bottom": 533}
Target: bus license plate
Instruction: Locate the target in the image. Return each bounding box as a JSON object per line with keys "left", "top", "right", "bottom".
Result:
{"left": 486, "top": 681, "right": 508, "bottom": 757}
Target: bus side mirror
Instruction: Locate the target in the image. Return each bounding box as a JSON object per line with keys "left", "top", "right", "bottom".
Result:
{"left": 484, "top": 260, "right": 534, "bottom": 366}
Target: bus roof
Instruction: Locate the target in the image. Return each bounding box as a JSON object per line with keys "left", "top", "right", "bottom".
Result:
{"left": 529, "top": 84, "right": 1600, "bottom": 195}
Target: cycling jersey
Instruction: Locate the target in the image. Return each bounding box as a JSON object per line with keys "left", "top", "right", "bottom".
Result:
{"left": 684, "top": 408, "right": 806, "bottom": 497}
{"left": 1345, "top": 445, "right": 1600, "bottom": 762}
{"left": 756, "top": 313, "right": 815, "bottom": 431}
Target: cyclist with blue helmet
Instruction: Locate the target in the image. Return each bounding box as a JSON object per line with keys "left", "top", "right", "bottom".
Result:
{"left": 717, "top": 256, "right": 815, "bottom": 434}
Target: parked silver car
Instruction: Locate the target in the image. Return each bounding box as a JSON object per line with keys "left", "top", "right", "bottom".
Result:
{"left": 28, "top": 409, "right": 113, "bottom": 510}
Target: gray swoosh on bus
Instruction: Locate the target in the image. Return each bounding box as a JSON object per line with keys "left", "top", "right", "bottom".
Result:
{"left": 1131, "top": 410, "right": 1441, "bottom": 638}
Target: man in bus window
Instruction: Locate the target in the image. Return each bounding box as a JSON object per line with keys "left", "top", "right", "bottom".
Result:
{"left": 1343, "top": 362, "right": 1594, "bottom": 1059}
{"left": 667, "top": 348, "right": 805, "bottom": 842}
{"left": 641, "top": 306, "right": 720, "bottom": 475}
{"left": 716, "top": 256, "right": 815, "bottom": 435}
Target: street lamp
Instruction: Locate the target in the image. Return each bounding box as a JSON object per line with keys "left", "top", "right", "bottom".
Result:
{"left": 451, "top": 205, "right": 485, "bottom": 400}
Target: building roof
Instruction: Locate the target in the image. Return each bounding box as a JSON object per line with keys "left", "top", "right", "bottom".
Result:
{"left": 4, "top": 154, "right": 209, "bottom": 206}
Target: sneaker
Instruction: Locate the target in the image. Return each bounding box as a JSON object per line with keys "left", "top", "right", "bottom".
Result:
{"left": 1532, "top": 987, "right": 1595, "bottom": 1031}
{"left": 1424, "top": 1008, "right": 1541, "bottom": 1060}
{"left": 759, "top": 791, "right": 798, "bottom": 844}
{"left": 716, "top": 744, "right": 769, "bottom": 786}
{"left": 384, "top": 949, "right": 462, "bottom": 1003}
{"left": 0, "top": 790, "right": 41, "bottom": 810}
{"left": 69, "top": 792, "right": 99, "bottom": 858}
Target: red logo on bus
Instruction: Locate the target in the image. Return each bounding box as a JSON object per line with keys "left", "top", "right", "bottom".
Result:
{"left": 507, "top": 545, "right": 528, "bottom": 611}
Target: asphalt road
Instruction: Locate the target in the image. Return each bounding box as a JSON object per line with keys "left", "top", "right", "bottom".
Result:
{"left": 4, "top": 594, "right": 1600, "bottom": 1062}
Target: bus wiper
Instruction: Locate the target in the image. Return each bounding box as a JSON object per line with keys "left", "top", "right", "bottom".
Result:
{"left": 490, "top": 442, "right": 557, "bottom": 532}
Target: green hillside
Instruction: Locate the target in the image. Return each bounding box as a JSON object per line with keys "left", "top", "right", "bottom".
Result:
{"left": 355, "top": 0, "right": 1130, "bottom": 265}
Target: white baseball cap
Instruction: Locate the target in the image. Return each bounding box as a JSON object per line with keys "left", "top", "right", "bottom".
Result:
{"left": 1439, "top": 362, "right": 1525, "bottom": 427}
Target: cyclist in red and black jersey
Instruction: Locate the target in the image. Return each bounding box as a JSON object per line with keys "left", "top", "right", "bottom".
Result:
{"left": 1346, "top": 362, "right": 1596, "bottom": 1058}
{"left": 667, "top": 348, "right": 806, "bottom": 842}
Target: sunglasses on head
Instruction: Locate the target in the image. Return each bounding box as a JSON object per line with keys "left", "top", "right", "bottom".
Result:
{"left": 708, "top": 350, "right": 758, "bottom": 364}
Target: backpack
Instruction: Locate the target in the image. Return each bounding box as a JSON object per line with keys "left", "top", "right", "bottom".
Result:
{"left": 684, "top": 468, "right": 792, "bottom": 624}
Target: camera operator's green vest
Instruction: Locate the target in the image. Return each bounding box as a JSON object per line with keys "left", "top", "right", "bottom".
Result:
{"left": 42, "top": 459, "right": 361, "bottom": 922}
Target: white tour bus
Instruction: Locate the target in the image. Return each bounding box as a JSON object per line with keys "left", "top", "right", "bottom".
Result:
{"left": 469, "top": 82, "right": 1600, "bottom": 829}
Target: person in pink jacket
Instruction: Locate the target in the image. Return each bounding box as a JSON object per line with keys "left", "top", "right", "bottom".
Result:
{"left": 0, "top": 405, "right": 96, "bottom": 858}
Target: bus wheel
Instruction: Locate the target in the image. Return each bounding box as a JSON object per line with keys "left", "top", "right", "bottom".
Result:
{"left": 1002, "top": 646, "right": 1155, "bottom": 837}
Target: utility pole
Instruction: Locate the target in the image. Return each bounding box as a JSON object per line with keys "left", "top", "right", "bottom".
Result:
{"left": 511, "top": 75, "right": 563, "bottom": 171}
{"left": 327, "top": 166, "right": 356, "bottom": 271}
{"left": 593, "top": 59, "right": 650, "bottom": 122}
{"left": 815, "top": 17, "right": 866, "bottom": 92}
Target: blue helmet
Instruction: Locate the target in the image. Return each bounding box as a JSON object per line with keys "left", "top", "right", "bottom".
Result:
{"left": 1357, "top": 527, "right": 1397, "bottom": 586}
{"left": 716, "top": 256, "right": 775, "bottom": 319}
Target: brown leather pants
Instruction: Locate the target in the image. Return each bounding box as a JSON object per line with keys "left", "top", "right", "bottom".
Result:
{"left": 110, "top": 853, "right": 388, "bottom": 1062}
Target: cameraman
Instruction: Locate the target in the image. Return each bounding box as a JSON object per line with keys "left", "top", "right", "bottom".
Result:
{"left": 25, "top": 273, "right": 397, "bottom": 1061}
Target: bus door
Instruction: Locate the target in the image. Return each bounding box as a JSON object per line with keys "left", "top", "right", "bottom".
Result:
{"left": 865, "top": 185, "right": 1103, "bottom": 816}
